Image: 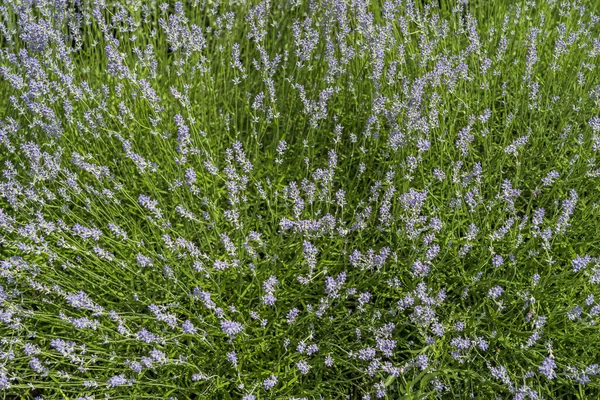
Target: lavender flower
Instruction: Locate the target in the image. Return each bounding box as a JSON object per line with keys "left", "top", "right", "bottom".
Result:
{"left": 492, "top": 255, "right": 504, "bottom": 268}
{"left": 539, "top": 356, "right": 557, "bottom": 379}
{"left": 488, "top": 286, "right": 504, "bottom": 299}
{"left": 296, "top": 359, "right": 311, "bottom": 375}
{"left": 182, "top": 320, "right": 197, "bottom": 334}
{"left": 107, "top": 374, "right": 131, "bottom": 387}
{"left": 227, "top": 351, "right": 238, "bottom": 366}
{"left": 220, "top": 320, "right": 244, "bottom": 338}
{"left": 263, "top": 374, "right": 278, "bottom": 391}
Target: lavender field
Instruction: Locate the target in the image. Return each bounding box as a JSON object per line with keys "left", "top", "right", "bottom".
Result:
{"left": 1, "top": 0, "right": 600, "bottom": 398}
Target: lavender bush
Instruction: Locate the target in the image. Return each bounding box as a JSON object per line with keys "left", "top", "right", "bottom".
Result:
{"left": 1, "top": 0, "right": 600, "bottom": 398}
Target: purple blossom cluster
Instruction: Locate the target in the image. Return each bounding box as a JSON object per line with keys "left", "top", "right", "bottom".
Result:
{"left": 0, "top": 0, "right": 599, "bottom": 398}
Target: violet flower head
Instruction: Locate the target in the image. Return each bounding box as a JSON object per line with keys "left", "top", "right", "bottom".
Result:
{"left": 263, "top": 374, "right": 278, "bottom": 390}
{"left": 220, "top": 320, "right": 244, "bottom": 338}
{"left": 488, "top": 286, "right": 504, "bottom": 299}
{"left": 539, "top": 356, "right": 557, "bottom": 379}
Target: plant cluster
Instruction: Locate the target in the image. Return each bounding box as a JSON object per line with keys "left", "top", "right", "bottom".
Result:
{"left": 1, "top": 0, "right": 600, "bottom": 398}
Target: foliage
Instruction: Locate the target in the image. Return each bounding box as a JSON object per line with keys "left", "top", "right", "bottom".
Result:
{"left": 1, "top": 0, "right": 600, "bottom": 398}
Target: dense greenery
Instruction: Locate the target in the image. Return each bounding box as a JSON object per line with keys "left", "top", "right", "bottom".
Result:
{"left": 1, "top": 0, "right": 600, "bottom": 398}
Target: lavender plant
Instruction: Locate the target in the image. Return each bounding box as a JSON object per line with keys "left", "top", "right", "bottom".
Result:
{"left": 1, "top": 0, "right": 600, "bottom": 398}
